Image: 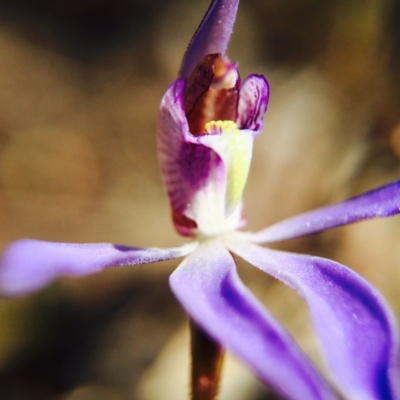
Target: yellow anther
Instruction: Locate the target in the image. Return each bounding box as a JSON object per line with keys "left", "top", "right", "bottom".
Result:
{"left": 205, "top": 120, "right": 238, "bottom": 135}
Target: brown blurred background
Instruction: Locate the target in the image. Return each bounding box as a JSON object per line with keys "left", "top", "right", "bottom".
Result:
{"left": 0, "top": 0, "right": 400, "bottom": 398}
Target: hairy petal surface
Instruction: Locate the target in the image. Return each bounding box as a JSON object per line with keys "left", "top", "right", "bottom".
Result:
{"left": 228, "top": 240, "right": 400, "bottom": 400}
{"left": 237, "top": 74, "right": 269, "bottom": 132}
{"left": 170, "top": 241, "right": 337, "bottom": 400}
{"left": 250, "top": 180, "right": 400, "bottom": 243}
{"left": 180, "top": 0, "right": 239, "bottom": 79}
{"left": 0, "top": 239, "right": 198, "bottom": 297}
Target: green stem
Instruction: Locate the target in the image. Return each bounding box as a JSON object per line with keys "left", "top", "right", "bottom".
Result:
{"left": 190, "top": 320, "right": 225, "bottom": 400}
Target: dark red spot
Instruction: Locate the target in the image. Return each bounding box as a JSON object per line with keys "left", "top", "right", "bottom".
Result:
{"left": 184, "top": 54, "right": 239, "bottom": 135}
{"left": 172, "top": 208, "right": 197, "bottom": 237}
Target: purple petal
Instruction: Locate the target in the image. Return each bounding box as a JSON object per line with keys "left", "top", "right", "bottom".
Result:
{"left": 251, "top": 180, "right": 400, "bottom": 243}
{"left": 158, "top": 79, "right": 211, "bottom": 214}
{"left": 179, "top": 0, "right": 239, "bottom": 79}
{"left": 158, "top": 79, "right": 224, "bottom": 216}
{"left": 228, "top": 240, "right": 400, "bottom": 399}
{"left": 237, "top": 74, "right": 270, "bottom": 132}
{"left": 170, "top": 242, "right": 338, "bottom": 400}
{"left": 0, "top": 239, "right": 198, "bottom": 297}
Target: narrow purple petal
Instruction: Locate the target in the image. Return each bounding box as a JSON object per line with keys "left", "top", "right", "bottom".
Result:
{"left": 228, "top": 240, "right": 400, "bottom": 399}
{"left": 237, "top": 74, "right": 270, "bottom": 132}
{"left": 0, "top": 239, "right": 198, "bottom": 297}
{"left": 251, "top": 180, "right": 400, "bottom": 243}
{"left": 179, "top": 0, "right": 239, "bottom": 79}
{"left": 170, "top": 242, "right": 338, "bottom": 400}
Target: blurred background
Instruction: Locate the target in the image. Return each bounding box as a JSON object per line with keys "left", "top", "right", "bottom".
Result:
{"left": 0, "top": 0, "right": 399, "bottom": 398}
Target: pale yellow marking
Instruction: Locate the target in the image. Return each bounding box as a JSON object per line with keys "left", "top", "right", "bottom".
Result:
{"left": 204, "top": 121, "right": 252, "bottom": 216}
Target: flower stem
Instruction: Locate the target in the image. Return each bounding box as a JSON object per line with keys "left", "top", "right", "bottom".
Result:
{"left": 190, "top": 320, "right": 225, "bottom": 400}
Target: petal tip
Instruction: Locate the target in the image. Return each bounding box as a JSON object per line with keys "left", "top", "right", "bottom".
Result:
{"left": 0, "top": 239, "right": 52, "bottom": 297}
{"left": 180, "top": 0, "right": 240, "bottom": 79}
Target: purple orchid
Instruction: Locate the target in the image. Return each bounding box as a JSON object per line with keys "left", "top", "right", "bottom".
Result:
{"left": 1, "top": 0, "right": 400, "bottom": 399}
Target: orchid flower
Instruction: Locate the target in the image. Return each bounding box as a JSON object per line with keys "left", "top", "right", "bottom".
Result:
{"left": 1, "top": 1, "right": 400, "bottom": 399}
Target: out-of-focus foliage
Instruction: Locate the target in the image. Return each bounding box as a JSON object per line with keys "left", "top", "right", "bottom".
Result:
{"left": 0, "top": 0, "right": 399, "bottom": 399}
